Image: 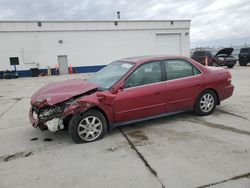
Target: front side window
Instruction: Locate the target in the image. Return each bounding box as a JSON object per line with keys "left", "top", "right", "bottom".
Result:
{"left": 164, "top": 59, "right": 201, "bottom": 80}
{"left": 125, "top": 61, "right": 161, "bottom": 88}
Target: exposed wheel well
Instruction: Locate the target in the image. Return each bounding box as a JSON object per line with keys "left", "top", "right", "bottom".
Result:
{"left": 63, "top": 114, "right": 72, "bottom": 130}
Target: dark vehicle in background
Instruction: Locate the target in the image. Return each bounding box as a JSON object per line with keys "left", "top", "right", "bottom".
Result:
{"left": 238, "top": 48, "right": 250, "bottom": 66}
{"left": 191, "top": 51, "right": 214, "bottom": 66}
{"left": 2, "top": 70, "right": 18, "bottom": 79}
{"left": 192, "top": 48, "right": 237, "bottom": 68}
{"left": 0, "top": 71, "right": 3, "bottom": 79}
{"left": 214, "top": 48, "right": 237, "bottom": 68}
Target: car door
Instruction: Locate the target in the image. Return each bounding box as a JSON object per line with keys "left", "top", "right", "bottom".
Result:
{"left": 113, "top": 61, "right": 166, "bottom": 123}
{"left": 163, "top": 59, "right": 202, "bottom": 112}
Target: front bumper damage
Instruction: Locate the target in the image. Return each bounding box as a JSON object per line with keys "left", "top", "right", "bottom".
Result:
{"left": 29, "top": 107, "right": 64, "bottom": 132}
{"left": 29, "top": 107, "right": 39, "bottom": 128}
{"left": 29, "top": 100, "right": 94, "bottom": 132}
{"left": 46, "top": 118, "right": 64, "bottom": 132}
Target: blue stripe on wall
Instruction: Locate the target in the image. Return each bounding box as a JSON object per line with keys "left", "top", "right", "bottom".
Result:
{"left": 74, "top": 65, "right": 106, "bottom": 73}
{"left": 16, "top": 65, "right": 106, "bottom": 77}
{"left": 17, "top": 70, "right": 31, "bottom": 77}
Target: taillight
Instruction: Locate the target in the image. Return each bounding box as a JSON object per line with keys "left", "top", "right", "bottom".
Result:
{"left": 227, "top": 71, "right": 232, "bottom": 82}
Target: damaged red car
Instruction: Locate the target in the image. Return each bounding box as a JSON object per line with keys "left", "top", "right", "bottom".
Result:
{"left": 29, "top": 56, "right": 234, "bottom": 143}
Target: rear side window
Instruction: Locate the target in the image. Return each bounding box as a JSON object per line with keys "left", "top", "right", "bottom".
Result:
{"left": 163, "top": 59, "right": 201, "bottom": 80}
{"left": 193, "top": 66, "right": 201, "bottom": 75}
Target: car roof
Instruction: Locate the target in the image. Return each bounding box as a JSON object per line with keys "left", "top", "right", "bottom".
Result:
{"left": 118, "top": 55, "right": 188, "bottom": 65}
{"left": 117, "top": 55, "right": 208, "bottom": 75}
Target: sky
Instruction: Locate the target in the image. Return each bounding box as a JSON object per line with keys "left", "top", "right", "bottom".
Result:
{"left": 0, "top": 0, "right": 250, "bottom": 48}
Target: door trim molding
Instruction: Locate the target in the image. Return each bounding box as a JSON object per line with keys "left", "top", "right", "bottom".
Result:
{"left": 110, "top": 109, "right": 191, "bottom": 129}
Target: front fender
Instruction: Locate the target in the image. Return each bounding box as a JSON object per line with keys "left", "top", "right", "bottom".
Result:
{"left": 63, "top": 100, "right": 97, "bottom": 117}
{"left": 63, "top": 92, "right": 114, "bottom": 124}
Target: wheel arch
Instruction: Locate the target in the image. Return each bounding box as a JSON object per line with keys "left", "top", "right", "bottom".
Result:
{"left": 86, "top": 106, "right": 111, "bottom": 131}
{"left": 198, "top": 88, "right": 220, "bottom": 105}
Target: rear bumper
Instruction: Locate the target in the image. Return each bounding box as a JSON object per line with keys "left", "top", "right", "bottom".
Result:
{"left": 226, "top": 61, "right": 237, "bottom": 65}
{"left": 220, "top": 84, "right": 234, "bottom": 101}
{"left": 217, "top": 60, "right": 236, "bottom": 66}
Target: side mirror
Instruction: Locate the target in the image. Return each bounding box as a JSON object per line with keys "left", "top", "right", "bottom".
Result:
{"left": 112, "top": 81, "right": 124, "bottom": 94}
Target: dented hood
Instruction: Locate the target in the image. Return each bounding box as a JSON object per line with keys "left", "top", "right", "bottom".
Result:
{"left": 31, "top": 79, "right": 99, "bottom": 107}
{"left": 215, "top": 48, "right": 234, "bottom": 57}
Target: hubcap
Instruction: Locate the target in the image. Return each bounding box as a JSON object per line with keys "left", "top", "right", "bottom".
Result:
{"left": 78, "top": 116, "right": 103, "bottom": 141}
{"left": 200, "top": 93, "right": 214, "bottom": 113}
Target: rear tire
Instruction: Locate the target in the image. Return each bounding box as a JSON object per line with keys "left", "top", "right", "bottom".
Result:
{"left": 68, "top": 109, "right": 107, "bottom": 144}
{"left": 227, "top": 65, "right": 234, "bottom": 68}
{"left": 194, "top": 90, "right": 217, "bottom": 116}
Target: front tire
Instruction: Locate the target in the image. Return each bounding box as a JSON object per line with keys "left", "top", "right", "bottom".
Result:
{"left": 194, "top": 90, "right": 217, "bottom": 116}
{"left": 69, "top": 109, "right": 107, "bottom": 143}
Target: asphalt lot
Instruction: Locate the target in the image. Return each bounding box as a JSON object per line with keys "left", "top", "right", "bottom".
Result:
{"left": 0, "top": 66, "right": 250, "bottom": 188}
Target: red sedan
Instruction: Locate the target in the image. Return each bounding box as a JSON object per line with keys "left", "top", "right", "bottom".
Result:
{"left": 29, "top": 56, "right": 234, "bottom": 143}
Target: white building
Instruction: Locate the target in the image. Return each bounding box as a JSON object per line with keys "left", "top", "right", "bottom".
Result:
{"left": 0, "top": 20, "right": 190, "bottom": 77}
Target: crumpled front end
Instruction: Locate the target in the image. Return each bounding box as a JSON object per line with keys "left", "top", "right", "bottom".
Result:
{"left": 29, "top": 97, "right": 97, "bottom": 132}
{"left": 29, "top": 103, "right": 66, "bottom": 132}
{"left": 29, "top": 79, "right": 100, "bottom": 132}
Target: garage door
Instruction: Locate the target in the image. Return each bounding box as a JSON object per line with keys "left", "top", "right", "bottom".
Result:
{"left": 155, "top": 34, "right": 181, "bottom": 55}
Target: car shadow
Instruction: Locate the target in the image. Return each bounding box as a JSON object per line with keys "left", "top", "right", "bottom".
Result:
{"left": 115, "top": 111, "right": 193, "bottom": 131}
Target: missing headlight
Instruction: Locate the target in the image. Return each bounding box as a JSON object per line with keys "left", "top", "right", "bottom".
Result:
{"left": 38, "top": 105, "right": 63, "bottom": 121}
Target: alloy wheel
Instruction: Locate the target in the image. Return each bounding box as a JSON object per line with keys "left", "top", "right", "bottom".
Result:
{"left": 200, "top": 93, "right": 215, "bottom": 113}
{"left": 77, "top": 116, "right": 103, "bottom": 141}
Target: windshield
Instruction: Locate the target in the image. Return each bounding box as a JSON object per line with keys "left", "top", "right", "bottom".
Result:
{"left": 240, "top": 48, "right": 250, "bottom": 53}
{"left": 87, "top": 61, "right": 134, "bottom": 90}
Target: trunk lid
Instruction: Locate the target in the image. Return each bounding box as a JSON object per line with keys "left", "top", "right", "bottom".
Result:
{"left": 206, "top": 66, "right": 225, "bottom": 71}
{"left": 215, "top": 48, "right": 234, "bottom": 57}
